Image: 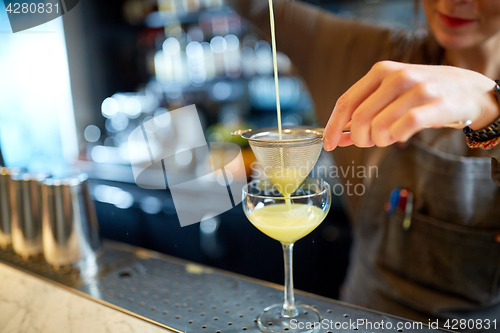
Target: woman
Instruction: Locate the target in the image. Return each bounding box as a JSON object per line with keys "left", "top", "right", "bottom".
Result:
{"left": 230, "top": 0, "right": 500, "bottom": 327}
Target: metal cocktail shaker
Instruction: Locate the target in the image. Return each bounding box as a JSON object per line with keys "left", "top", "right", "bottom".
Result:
{"left": 42, "top": 174, "right": 101, "bottom": 270}
{"left": 0, "top": 167, "right": 19, "bottom": 249}
{"left": 11, "top": 173, "right": 46, "bottom": 259}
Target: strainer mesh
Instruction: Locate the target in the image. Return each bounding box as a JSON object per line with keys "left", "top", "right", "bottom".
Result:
{"left": 246, "top": 130, "right": 323, "bottom": 195}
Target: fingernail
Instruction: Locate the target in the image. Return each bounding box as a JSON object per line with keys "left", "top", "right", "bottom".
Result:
{"left": 323, "top": 135, "right": 332, "bottom": 151}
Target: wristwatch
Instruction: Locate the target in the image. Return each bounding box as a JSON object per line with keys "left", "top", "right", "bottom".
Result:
{"left": 463, "top": 80, "right": 500, "bottom": 142}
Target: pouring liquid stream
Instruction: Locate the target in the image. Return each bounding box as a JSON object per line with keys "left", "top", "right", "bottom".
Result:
{"left": 269, "top": 0, "right": 282, "bottom": 141}
{"left": 268, "top": 0, "right": 294, "bottom": 209}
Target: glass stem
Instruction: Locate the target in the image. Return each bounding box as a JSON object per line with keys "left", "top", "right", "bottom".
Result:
{"left": 282, "top": 243, "right": 298, "bottom": 318}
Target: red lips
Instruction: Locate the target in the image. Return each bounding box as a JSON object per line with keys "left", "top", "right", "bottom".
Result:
{"left": 439, "top": 13, "right": 476, "bottom": 28}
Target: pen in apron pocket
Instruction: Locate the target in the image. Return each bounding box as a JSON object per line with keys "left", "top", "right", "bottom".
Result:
{"left": 399, "top": 189, "right": 414, "bottom": 231}
{"left": 387, "top": 188, "right": 400, "bottom": 217}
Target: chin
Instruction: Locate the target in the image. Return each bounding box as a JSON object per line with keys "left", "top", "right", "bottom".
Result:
{"left": 433, "top": 30, "right": 479, "bottom": 50}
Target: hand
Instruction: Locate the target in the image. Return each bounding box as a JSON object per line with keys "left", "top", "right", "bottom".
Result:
{"left": 323, "top": 60, "right": 500, "bottom": 151}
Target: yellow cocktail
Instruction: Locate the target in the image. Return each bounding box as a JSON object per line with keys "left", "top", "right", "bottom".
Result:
{"left": 242, "top": 179, "right": 331, "bottom": 333}
{"left": 246, "top": 203, "right": 325, "bottom": 245}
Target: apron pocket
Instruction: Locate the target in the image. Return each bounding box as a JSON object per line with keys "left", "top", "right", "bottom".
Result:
{"left": 379, "top": 209, "right": 500, "bottom": 305}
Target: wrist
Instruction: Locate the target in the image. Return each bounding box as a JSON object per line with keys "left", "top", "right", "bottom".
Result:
{"left": 469, "top": 79, "right": 500, "bottom": 131}
{"left": 463, "top": 80, "right": 500, "bottom": 143}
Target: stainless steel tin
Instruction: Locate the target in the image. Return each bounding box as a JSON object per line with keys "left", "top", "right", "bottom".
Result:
{"left": 42, "top": 174, "right": 101, "bottom": 269}
{"left": 10, "top": 173, "right": 47, "bottom": 258}
{"left": 0, "top": 167, "right": 19, "bottom": 249}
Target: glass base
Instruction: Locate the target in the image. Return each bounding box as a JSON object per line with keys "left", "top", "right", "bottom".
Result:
{"left": 257, "top": 304, "right": 322, "bottom": 333}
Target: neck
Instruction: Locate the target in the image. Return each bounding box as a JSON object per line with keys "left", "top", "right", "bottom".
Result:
{"left": 445, "top": 36, "right": 500, "bottom": 79}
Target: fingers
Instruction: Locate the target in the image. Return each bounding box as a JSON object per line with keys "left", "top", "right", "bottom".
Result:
{"left": 390, "top": 103, "right": 447, "bottom": 142}
{"left": 324, "top": 62, "right": 390, "bottom": 150}
{"left": 370, "top": 85, "right": 433, "bottom": 146}
{"left": 350, "top": 68, "right": 422, "bottom": 147}
{"left": 323, "top": 94, "right": 352, "bottom": 151}
{"left": 323, "top": 62, "right": 493, "bottom": 150}
{"left": 324, "top": 61, "right": 404, "bottom": 151}
{"left": 337, "top": 133, "right": 354, "bottom": 147}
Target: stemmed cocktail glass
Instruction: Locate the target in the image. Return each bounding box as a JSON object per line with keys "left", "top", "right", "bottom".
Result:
{"left": 242, "top": 178, "right": 331, "bottom": 333}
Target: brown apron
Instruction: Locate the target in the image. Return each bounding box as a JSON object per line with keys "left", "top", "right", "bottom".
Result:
{"left": 340, "top": 133, "right": 500, "bottom": 329}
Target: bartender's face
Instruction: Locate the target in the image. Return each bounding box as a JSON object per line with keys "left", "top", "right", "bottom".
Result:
{"left": 423, "top": 0, "right": 500, "bottom": 50}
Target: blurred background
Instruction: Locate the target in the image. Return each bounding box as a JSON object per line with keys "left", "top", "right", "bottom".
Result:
{"left": 0, "top": 0, "right": 423, "bottom": 299}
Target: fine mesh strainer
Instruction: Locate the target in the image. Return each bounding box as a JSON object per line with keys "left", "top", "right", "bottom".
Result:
{"left": 232, "top": 127, "right": 324, "bottom": 195}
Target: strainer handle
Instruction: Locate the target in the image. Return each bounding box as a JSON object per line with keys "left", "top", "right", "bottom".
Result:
{"left": 340, "top": 120, "right": 471, "bottom": 134}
